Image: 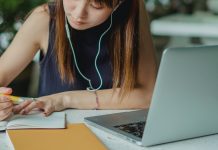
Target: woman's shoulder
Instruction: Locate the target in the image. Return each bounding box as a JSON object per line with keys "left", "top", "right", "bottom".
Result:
{"left": 28, "top": 4, "right": 50, "bottom": 23}
{"left": 20, "top": 4, "right": 51, "bottom": 51}
{"left": 21, "top": 4, "right": 50, "bottom": 34}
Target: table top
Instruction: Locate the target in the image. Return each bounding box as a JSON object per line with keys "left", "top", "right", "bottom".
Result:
{"left": 1, "top": 109, "right": 218, "bottom": 150}
{"left": 151, "top": 11, "right": 218, "bottom": 38}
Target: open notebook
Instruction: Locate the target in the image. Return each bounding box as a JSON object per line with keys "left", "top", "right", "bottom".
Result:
{"left": 0, "top": 111, "right": 66, "bottom": 131}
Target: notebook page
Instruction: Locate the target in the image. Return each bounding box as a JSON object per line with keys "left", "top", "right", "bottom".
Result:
{"left": 0, "top": 114, "right": 14, "bottom": 131}
{"left": 6, "top": 111, "right": 66, "bottom": 129}
{"left": 0, "top": 120, "right": 8, "bottom": 131}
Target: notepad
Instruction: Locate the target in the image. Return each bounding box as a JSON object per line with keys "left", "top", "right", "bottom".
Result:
{"left": 0, "top": 111, "right": 66, "bottom": 131}
{"left": 6, "top": 123, "right": 108, "bottom": 150}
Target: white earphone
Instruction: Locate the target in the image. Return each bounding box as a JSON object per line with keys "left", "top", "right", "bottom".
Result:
{"left": 65, "top": 1, "right": 123, "bottom": 91}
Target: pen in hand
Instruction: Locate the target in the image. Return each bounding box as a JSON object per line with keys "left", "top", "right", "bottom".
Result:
{"left": 0, "top": 94, "right": 25, "bottom": 105}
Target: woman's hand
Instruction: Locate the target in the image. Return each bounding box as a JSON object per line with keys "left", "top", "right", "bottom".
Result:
{"left": 0, "top": 87, "right": 33, "bottom": 121}
{"left": 16, "top": 95, "right": 67, "bottom": 116}
{"left": 0, "top": 87, "right": 13, "bottom": 121}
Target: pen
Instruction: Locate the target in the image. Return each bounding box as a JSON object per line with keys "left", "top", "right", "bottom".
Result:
{"left": 0, "top": 94, "right": 25, "bottom": 104}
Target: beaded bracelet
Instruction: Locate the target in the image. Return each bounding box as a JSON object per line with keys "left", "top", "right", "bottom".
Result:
{"left": 94, "top": 91, "right": 100, "bottom": 110}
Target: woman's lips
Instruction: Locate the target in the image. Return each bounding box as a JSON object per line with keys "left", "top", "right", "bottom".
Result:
{"left": 71, "top": 19, "right": 86, "bottom": 26}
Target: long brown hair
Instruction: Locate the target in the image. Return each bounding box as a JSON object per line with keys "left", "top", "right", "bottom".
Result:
{"left": 53, "top": 0, "right": 142, "bottom": 97}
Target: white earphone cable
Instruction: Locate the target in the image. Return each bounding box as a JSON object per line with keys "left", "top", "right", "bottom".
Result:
{"left": 65, "top": 1, "right": 122, "bottom": 91}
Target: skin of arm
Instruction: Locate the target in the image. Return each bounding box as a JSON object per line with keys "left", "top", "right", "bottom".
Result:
{"left": 0, "top": 6, "right": 49, "bottom": 86}
{"left": 0, "top": 6, "right": 49, "bottom": 120}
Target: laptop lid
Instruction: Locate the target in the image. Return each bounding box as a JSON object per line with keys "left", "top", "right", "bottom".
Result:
{"left": 142, "top": 45, "right": 218, "bottom": 146}
{"left": 85, "top": 45, "right": 218, "bottom": 147}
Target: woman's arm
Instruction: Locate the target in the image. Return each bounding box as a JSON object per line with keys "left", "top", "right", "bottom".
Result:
{"left": 17, "top": 86, "right": 152, "bottom": 116}
{"left": 0, "top": 5, "right": 49, "bottom": 121}
{"left": 0, "top": 5, "right": 49, "bottom": 86}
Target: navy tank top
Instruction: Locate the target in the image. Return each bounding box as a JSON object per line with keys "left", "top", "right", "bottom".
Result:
{"left": 38, "top": 5, "right": 113, "bottom": 96}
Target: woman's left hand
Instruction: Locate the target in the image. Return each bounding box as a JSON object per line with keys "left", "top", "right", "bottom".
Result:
{"left": 14, "top": 96, "right": 67, "bottom": 116}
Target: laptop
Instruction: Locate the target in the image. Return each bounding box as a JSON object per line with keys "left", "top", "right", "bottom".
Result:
{"left": 84, "top": 45, "right": 218, "bottom": 146}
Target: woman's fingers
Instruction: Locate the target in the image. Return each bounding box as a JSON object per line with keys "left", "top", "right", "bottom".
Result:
{"left": 0, "top": 96, "right": 11, "bottom": 103}
{"left": 43, "top": 105, "right": 54, "bottom": 116}
{"left": 0, "top": 106, "right": 13, "bottom": 121}
{"left": 13, "top": 100, "right": 33, "bottom": 114}
{"left": 20, "top": 100, "right": 44, "bottom": 115}
{"left": 20, "top": 100, "right": 54, "bottom": 116}
{"left": 0, "top": 87, "right": 12, "bottom": 95}
{"left": 0, "top": 101, "right": 13, "bottom": 110}
{"left": 0, "top": 95, "right": 13, "bottom": 121}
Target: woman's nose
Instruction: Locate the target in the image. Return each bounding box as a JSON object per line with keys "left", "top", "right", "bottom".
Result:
{"left": 72, "top": 3, "right": 87, "bottom": 20}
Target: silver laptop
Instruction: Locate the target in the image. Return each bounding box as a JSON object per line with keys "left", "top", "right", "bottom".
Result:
{"left": 84, "top": 45, "right": 218, "bottom": 146}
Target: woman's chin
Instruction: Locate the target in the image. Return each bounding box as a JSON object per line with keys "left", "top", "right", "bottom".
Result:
{"left": 70, "top": 23, "right": 90, "bottom": 31}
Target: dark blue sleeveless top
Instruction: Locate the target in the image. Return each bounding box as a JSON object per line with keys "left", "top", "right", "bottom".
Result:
{"left": 38, "top": 5, "right": 113, "bottom": 96}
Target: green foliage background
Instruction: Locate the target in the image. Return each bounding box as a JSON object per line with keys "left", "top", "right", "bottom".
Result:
{"left": 0, "top": 0, "right": 47, "bottom": 51}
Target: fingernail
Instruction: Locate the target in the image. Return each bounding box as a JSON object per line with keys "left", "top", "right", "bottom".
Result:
{"left": 20, "top": 110, "right": 25, "bottom": 115}
{"left": 2, "top": 87, "right": 12, "bottom": 94}
{"left": 23, "top": 110, "right": 28, "bottom": 115}
{"left": 44, "top": 112, "right": 49, "bottom": 117}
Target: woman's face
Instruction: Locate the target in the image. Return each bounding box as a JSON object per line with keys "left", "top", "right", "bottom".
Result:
{"left": 63, "top": 0, "right": 113, "bottom": 30}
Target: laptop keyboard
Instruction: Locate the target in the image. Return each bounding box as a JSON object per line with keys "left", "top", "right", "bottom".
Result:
{"left": 114, "top": 121, "right": 146, "bottom": 138}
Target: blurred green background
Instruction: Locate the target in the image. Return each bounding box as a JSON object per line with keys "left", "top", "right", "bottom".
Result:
{"left": 0, "top": 0, "right": 46, "bottom": 52}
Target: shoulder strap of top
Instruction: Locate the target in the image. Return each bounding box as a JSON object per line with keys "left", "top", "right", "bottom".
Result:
{"left": 39, "top": 2, "right": 56, "bottom": 64}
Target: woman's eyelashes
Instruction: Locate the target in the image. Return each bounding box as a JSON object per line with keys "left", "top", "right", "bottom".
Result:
{"left": 68, "top": 0, "right": 105, "bottom": 10}
{"left": 89, "top": 2, "right": 105, "bottom": 9}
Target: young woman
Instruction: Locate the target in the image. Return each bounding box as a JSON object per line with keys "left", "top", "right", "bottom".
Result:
{"left": 0, "top": 0, "right": 157, "bottom": 121}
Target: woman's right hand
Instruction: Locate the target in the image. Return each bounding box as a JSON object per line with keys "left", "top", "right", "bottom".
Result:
{"left": 0, "top": 87, "right": 13, "bottom": 121}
